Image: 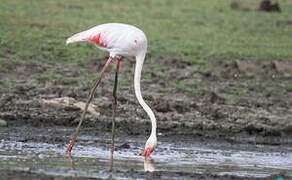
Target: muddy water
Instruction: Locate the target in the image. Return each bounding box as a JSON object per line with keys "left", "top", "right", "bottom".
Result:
{"left": 0, "top": 128, "right": 291, "bottom": 179}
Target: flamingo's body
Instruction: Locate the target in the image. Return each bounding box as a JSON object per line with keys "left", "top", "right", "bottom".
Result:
{"left": 67, "top": 23, "right": 146, "bottom": 58}
{"left": 66, "top": 23, "right": 157, "bottom": 168}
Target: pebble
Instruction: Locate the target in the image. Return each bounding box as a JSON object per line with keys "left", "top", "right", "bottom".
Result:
{"left": 0, "top": 119, "right": 7, "bottom": 127}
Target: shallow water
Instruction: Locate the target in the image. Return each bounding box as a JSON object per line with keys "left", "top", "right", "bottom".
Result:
{"left": 0, "top": 130, "right": 292, "bottom": 179}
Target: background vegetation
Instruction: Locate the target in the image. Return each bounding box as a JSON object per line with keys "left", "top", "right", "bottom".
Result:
{"left": 0, "top": 0, "right": 292, "bottom": 87}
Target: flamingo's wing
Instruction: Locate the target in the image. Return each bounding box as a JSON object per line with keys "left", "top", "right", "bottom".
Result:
{"left": 66, "top": 23, "right": 146, "bottom": 56}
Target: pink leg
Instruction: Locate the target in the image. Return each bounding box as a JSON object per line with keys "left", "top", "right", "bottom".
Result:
{"left": 67, "top": 57, "right": 113, "bottom": 161}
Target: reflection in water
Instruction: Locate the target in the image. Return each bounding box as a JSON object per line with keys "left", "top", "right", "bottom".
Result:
{"left": 144, "top": 158, "right": 155, "bottom": 172}
{"left": 67, "top": 154, "right": 76, "bottom": 169}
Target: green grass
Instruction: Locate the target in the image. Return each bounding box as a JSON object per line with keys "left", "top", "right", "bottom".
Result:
{"left": 1, "top": 0, "right": 292, "bottom": 82}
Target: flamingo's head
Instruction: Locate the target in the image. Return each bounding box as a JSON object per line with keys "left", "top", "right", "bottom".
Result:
{"left": 143, "top": 135, "right": 157, "bottom": 159}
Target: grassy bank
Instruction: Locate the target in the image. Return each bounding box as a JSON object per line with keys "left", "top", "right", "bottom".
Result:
{"left": 1, "top": 0, "right": 292, "bottom": 64}
{"left": 1, "top": 0, "right": 292, "bottom": 89}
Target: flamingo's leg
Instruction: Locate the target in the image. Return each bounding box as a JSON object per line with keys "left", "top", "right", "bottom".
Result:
{"left": 109, "top": 57, "right": 122, "bottom": 172}
{"left": 67, "top": 57, "right": 113, "bottom": 162}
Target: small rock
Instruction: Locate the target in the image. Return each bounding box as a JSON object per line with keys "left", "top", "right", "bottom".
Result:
{"left": 259, "top": 0, "right": 281, "bottom": 12}
{"left": 0, "top": 119, "right": 7, "bottom": 127}
{"left": 116, "top": 143, "right": 131, "bottom": 150}
{"left": 40, "top": 97, "right": 100, "bottom": 116}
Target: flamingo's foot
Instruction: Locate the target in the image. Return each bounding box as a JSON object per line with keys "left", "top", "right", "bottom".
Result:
{"left": 66, "top": 139, "right": 76, "bottom": 168}
{"left": 66, "top": 139, "right": 75, "bottom": 159}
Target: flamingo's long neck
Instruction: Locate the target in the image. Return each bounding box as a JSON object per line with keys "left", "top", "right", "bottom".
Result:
{"left": 134, "top": 52, "right": 157, "bottom": 137}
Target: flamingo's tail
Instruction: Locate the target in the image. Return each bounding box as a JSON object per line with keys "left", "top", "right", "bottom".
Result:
{"left": 66, "top": 30, "right": 92, "bottom": 45}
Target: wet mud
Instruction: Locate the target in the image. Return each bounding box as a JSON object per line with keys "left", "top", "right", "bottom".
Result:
{"left": 0, "top": 127, "right": 291, "bottom": 179}
{"left": 0, "top": 58, "right": 292, "bottom": 179}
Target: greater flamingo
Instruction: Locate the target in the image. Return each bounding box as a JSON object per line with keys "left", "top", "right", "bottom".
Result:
{"left": 66, "top": 23, "right": 157, "bottom": 171}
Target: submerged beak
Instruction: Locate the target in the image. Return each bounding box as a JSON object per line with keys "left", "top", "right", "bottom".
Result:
{"left": 143, "top": 147, "right": 154, "bottom": 158}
